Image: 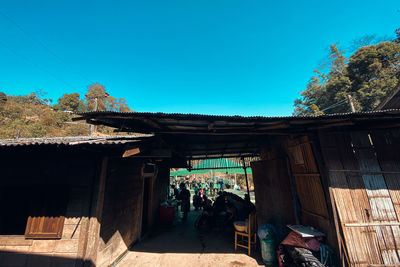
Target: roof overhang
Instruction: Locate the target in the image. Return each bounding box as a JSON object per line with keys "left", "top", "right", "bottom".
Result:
{"left": 75, "top": 109, "right": 400, "bottom": 135}
{"left": 73, "top": 110, "right": 400, "bottom": 160}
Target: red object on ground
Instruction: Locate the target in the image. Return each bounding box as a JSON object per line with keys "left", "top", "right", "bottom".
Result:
{"left": 281, "top": 231, "right": 321, "bottom": 252}
{"left": 277, "top": 246, "right": 285, "bottom": 267}
{"left": 160, "top": 206, "right": 175, "bottom": 223}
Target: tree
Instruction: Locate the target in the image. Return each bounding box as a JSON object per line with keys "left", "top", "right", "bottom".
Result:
{"left": 117, "top": 98, "right": 130, "bottom": 112}
{"left": 395, "top": 28, "right": 400, "bottom": 43}
{"left": 294, "top": 39, "right": 400, "bottom": 115}
{"left": 0, "top": 92, "right": 7, "bottom": 111}
{"left": 84, "top": 83, "right": 131, "bottom": 112}
{"left": 54, "top": 93, "right": 81, "bottom": 112}
{"left": 294, "top": 43, "right": 351, "bottom": 114}
{"left": 85, "top": 83, "right": 109, "bottom": 111}
{"left": 347, "top": 42, "right": 400, "bottom": 110}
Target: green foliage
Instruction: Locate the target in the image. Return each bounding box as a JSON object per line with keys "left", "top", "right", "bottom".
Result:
{"left": 294, "top": 37, "right": 400, "bottom": 115}
{"left": 395, "top": 28, "right": 400, "bottom": 43}
{"left": 0, "top": 83, "right": 133, "bottom": 138}
{"left": 85, "top": 83, "right": 131, "bottom": 112}
{"left": 0, "top": 92, "right": 7, "bottom": 112}
{"left": 54, "top": 93, "right": 82, "bottom": 112}
{"left": 85, "top": 83, "right": 109, "bottom": 111}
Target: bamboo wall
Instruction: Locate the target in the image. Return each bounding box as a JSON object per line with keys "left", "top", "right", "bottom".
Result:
{"left": 319, "top": 130, "right": 400, "bottom": 266}
{"left": 286, "top": 136, "right": 337, "bottom": 250}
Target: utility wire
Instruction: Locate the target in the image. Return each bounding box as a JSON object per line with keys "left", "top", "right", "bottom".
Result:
{"left": 0, "top": 10, "right": 94, "bottom": 85}
{"left": 0, "top": 39, "right": 74, "bottom": 88}
{"left": 320, "top": 99, "right": 347, "bottom": 112}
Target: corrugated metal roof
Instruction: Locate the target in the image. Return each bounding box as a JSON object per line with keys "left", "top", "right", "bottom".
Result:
{"left": 77, "top": 108, "right": 400, "bottom": 120}
{"left": 74, "top": 109, "right": 400, "bottom": 135}
{"left": 0, "top": 135, "right": 153, "bottom": 147}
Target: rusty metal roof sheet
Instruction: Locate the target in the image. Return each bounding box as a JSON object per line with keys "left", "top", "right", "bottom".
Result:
{"left": 74, "top": 109, "right": 400, "bottom": 135}
{"left": 0, "top": 135, "right": 153, "bottom": 147}
{"left": 77, "top": 108, "right": 400, "bottom": 120}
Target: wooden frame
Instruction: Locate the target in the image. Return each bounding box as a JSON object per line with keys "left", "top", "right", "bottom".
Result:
{"left": 234, "top": 212, "right": 257, "bottom": 256}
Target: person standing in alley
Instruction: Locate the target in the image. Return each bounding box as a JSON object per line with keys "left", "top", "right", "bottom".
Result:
{"left": 177, "top": 182, "right": 191, "bottom": 220}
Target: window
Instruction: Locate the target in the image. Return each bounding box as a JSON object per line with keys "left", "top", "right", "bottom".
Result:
{"left": 0, "top": 185, "right": 69, "bottom": 239}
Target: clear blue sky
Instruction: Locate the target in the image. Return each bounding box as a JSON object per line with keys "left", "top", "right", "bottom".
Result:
{"left": 0, "top": 1, "right": 398, "bottom": 116}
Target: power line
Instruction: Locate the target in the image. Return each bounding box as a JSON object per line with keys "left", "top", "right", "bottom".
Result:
{"left": 320, "top": 99, "right": 348, "bottom": 112}
{"left": 0, "top": 10, "right": 94, "bottom": 85}
{"left": 0, "top": 39, "right": 74, "bottom": 88}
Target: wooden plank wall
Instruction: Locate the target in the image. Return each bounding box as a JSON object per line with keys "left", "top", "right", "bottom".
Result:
{"left": 97, "top": 158, "right": 144, "bottom": 267}
{"left": 319, "top": 130, "right": 400, "bottom": 266}
{"left": 286, "top": 136, "right": 336, "bottom": 248}
{"left": 251, "top": 158, "right": 297, "bottom": 241}
{"left": 0, "top": 149, "right": 97, "bottom": 267}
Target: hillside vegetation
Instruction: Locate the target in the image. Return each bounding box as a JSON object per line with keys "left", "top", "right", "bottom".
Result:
{"left": 0, "top": 83, "right": 132, "bottom": 138}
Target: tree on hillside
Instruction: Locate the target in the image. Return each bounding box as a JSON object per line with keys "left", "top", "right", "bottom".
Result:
{"left": 294, "top": 35, "right": 400, "bottom": 115}
{"left": 0, "top": 86, "right": 132, "bottom": 138}
{"left": 0, "top": 92, "right": 7, "bottom": 110}
{"left": 84, "top": 83, "right": 131, "bottom": 112}
{"left": 117, "top": 98, "right": 130, "bottom": 112}
{"left": 85, "top": 83, "right": 109, "bottom": 111}
{"left": 395, "top": 28, "right": 400, "bottom": 43}
{"left": 54, "top": 93, "right": 87, "bottom": 112}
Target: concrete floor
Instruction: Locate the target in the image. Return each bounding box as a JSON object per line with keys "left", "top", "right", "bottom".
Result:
{"left": 117, "top": 208, "right": 264, "bottom": 267}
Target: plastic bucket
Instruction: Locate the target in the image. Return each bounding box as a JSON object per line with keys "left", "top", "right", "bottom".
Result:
{"left": 260, "top": 239, "right": 276, "bottom": 266}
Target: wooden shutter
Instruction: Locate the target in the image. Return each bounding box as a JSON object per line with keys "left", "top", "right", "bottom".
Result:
{"left": 25, "top": 216, "right": 65, "bottom": 239}
{"left": 24, "top": 186, "right": 68, "bottom": 239}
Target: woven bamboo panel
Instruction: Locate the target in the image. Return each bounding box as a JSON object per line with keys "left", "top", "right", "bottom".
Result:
{"left": 319, "top": 131, "right": 400, "bottom": 266}
{"left": 286, "top": 136, "right": 333, "bottom": 247}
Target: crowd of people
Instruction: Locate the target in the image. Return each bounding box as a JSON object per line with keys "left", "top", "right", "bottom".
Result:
{"left": 169, "top": 178, "right": 255, "bottom": 231}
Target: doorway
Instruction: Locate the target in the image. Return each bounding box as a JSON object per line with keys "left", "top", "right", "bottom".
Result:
{"left": 141, "top": 177, "right": 152, "bottom": 236}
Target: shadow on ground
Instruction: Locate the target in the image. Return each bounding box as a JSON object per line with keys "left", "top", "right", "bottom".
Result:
{"left": 124, "top": 209, "right": 265, "bottom": 266}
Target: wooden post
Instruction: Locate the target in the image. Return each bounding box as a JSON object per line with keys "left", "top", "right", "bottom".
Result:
{"left": 84, "top": 157, "right": 108, "bottom": 266}
{"left": 242, "top": 157, "right": 250, "bottom": 197}
{"left": 347, "top": 95, "right": 356, "bottom": 112}
{"left": 89, "top": 97, "right": 98, "bottom": 136}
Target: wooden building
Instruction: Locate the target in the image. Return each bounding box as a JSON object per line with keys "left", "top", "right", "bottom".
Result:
{"left": 2, "top": 109, "right": 400, "bottom": 266}
{"left": 0, "top": 135, "right": 170, "bottom": 267}
{"left": 77, "top": 110, "right": 400, "bottom": 266}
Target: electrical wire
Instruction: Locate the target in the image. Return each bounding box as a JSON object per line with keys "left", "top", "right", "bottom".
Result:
{"left": 320, "top": 99, "right": 348, "bottom": 112}
{"left": 0, "top": 10, "right": 94, "bottom": 84}
{"left": 0, "top": 39, "right": 74, "bottom": 88}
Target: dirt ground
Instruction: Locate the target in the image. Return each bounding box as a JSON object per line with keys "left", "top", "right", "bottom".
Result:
{"left": 117, "top": 208, "right": 264, "bottom": 267}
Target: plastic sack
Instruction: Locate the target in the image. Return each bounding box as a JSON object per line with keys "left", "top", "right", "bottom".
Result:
{"left": 257, "top": 224, "right": 277, "bottom": 240}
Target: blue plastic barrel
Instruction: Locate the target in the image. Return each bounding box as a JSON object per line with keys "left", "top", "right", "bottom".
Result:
{"left": 260, "top": 238, "right": 276, "bottom": 266}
